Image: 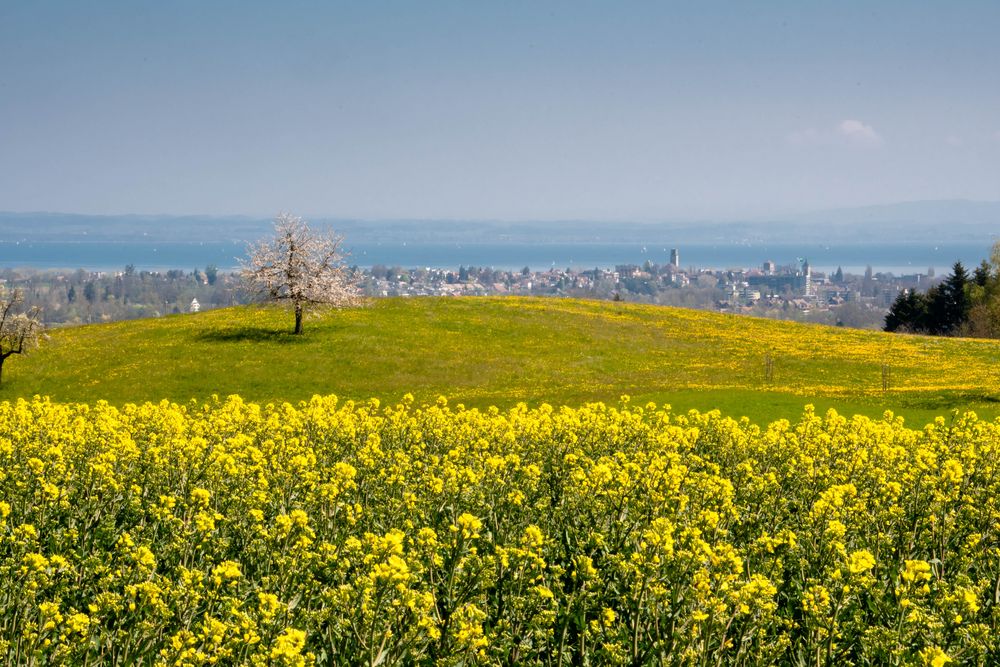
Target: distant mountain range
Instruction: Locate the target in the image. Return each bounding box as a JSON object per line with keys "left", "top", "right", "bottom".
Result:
{"left": 785, "top": 199, "right": 1000, "bottom": 227}
{"left": 1, "top": 200, "right": 998, "bottom": 246}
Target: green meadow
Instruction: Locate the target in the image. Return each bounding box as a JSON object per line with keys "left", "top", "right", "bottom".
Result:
{"left": 5, "top": 297, "right": 999, "bottom": 424}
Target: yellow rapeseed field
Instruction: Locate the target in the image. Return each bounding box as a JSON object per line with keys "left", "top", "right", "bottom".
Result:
{"left": 2, "top": 394, "right": 999, "bottom": 665}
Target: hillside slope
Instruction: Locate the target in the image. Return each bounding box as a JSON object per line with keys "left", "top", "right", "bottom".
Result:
{"left": 4, "top": 297, "right": 999, "bottom": 422}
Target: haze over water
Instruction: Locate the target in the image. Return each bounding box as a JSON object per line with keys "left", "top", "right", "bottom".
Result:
{"left": 0, "top": 240, "right": 985, "bottom": 276}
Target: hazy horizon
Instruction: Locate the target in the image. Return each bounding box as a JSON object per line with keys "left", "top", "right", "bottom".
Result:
{"left": 2, "top": 2, "right": 999, "bottom": 221}
{"left": 3, "top": 197, "right": 1000, "bottom": 226}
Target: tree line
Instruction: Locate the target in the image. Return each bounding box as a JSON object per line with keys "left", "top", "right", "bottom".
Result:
{"left": 884, "top": 243, "right": 1000, "bottom": 337}
{"left": 2, "top": 265, "right": 239, "bottom": 326}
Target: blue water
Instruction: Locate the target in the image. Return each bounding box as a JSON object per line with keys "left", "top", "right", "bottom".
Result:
{"left": 0, "top": 240, "right": 989, "bottom": 276}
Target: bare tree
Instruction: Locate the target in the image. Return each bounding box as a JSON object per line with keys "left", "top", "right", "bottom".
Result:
{"left": 242, "top": 213, "right": 358, "bottom": 334}
{"left": 0, "top": 287, "right": 44, "bottom": 386}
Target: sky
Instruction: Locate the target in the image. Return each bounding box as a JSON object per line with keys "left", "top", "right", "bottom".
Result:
{"left": 1, "top": 1, "right": 999, "bottom": 221}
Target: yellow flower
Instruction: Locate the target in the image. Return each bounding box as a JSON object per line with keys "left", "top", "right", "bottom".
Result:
{"left": 190, "top": 487, "right": 211, "bottom": 507}
{"left": 802, "top": 585, "right": 831, "bottom": 616}
{"left": 453, "top": 603, "right": 488, "bottom": 651}
{"left": 902, "top": 560, "right": 932, "bottom": 584}
{"left": 940, "top": 459, "right": 964, "bottom": 484}
{"left": 132, "top": 545, "right": 157, "bottom": 571}
{"left": 961, "top": 588, "right": 980, "bottom": 614}
{"left": 919, "top": 646, "right": 951, "bottom": 667}
{"left": 193, "top": 510, "right": 216, "bottom": 533}
{"left": 456, "top": 512, "right": 482, "bottom": 539}
{"left": 846, "top": 549, "right": 875, "bottom": 575}
{"left": 22, "top": 552, "right": 49, "bottom": 573}
{"left": 257, "top": 592, "right": 284, "bottom": 620}
{"left": 522, "top": 524, "right": 545, "bottom": 550}
{"left": 534, "top": 585, "right": 555, "bottom": 599}
{"left": 270, "top": 627, "right": 308, "bottom": 666}
{"left": 211, "top": 560, "right": 242, "bottom": 586}
{"left": 66, "top": 613, "right": 91, "bottom": 636}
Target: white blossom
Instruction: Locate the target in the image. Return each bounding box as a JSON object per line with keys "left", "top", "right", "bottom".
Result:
{"left": 0, "top": 287, "right": 44, "bottom": 385}
{"left": 241, "top": 213, "right": 358, "bottom": 333}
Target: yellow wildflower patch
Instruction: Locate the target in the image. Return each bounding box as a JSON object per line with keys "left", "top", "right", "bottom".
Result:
{"left": 0, "top": 394, "right": 998, "bottom": 663}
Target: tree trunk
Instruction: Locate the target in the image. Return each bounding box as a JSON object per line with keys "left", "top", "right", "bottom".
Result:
{"left": 294, "top": 303, "right": 304, "bottom": 335}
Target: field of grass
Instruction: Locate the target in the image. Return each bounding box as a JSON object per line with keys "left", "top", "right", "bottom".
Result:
{"left": 4, "top": 296, "right": 999, "bottom": 423}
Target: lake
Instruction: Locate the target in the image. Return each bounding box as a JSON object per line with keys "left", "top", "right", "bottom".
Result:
{"left": 0, "top": 240, "right": 990, "bottom": 276}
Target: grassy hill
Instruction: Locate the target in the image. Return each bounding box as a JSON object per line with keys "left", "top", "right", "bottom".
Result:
{"left": 4, "top": 297, "right": 999, "bottom": 423}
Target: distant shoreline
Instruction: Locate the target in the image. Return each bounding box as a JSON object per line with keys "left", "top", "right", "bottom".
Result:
{"left": 0, "top": 239, "right": 987, "bottom": 276}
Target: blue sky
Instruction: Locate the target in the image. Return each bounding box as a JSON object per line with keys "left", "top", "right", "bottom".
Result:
{"left": 1, "top": 1, "right": 998, "bottom": 220}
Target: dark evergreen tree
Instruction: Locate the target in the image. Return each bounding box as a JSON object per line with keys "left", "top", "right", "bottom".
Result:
{"left": 946, "top": 261, "right": 970, "bottom": 329}
{"left": 926, "top": 262, "right": 970, "bottom": 335}
{"left": 973, "top": 260, "right": 992, "bottom": 288}
{"left": 833, "top": 266, "right": 844, "bottom": 283}
{"left": 884, "top": 289, "right": 927, "bottom": 332}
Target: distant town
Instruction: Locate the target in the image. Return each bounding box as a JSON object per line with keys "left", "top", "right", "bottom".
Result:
{"left": 1, "top": 248, "right": 940, "bottom": 330}
{"left": 358, "top": 249, "right": 936, "bottom": 330}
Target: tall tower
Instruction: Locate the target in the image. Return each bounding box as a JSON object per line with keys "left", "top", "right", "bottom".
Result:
{"left": 802, "top": 258, "right": 812, "bottom": 296}
{"left": 669, "top": 248, "right": 679, "bottom": 269}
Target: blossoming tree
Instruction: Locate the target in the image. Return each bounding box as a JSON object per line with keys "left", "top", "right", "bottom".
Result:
{"left": 242, "top": 213, "right": 357, "bottom": 334}
{"left": 0, "top": 287, "right": 43, "bottom": 386}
